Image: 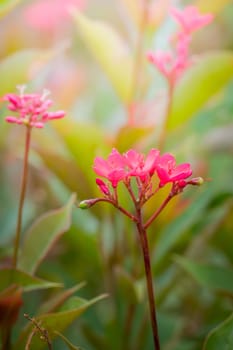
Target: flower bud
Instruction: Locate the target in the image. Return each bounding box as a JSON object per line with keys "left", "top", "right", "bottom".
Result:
{"left": 188, "top": 177, "right": 204, "bottom": 186}
{"left": 78, "top": 199, "right": 99, "bottom": 209}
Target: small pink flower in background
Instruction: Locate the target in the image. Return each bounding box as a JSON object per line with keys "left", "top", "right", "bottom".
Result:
{"left": 147, "top": 6, "right": 213, "bottom": 84}
{"left": 156, "top": 153, "right": 192, "bottom": 187}
{"left": 170, "top": 6, "right": 213, "bottom": 35}
{"left": 3, "top": 86, "right": 65, "bottom": 128}
{"left": 24, "top": 0, "right": 85, "bottom": 32}
{"left": 147, "top": 45, "right": 189, "bottom": 83}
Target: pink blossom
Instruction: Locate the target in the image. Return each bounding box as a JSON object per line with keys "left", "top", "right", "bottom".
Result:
{"left": 147, "top": 6, "right": 213, "bottom": 83}
{"left": 93, "top": 149, "right": 126, "bottom": 188}
{"left": 24, "top": 0, "right": 85, "bottom": 32}
{"left": 170, "top": 6, "right": 213, "bottom": 35}
{"left": 3, "top": 86, "right": 65, "bottom": 128}
{"left": 124, "top": 149, "right": 160, "bottom": 181}
{"left": 93, "top": 148, "right": 193, "bottom": 196}
{"left": 147, "top": 37, "right": 190, "bottom": 84}
{"left": 156, "top": 153, "right": 192, "bottom": 187}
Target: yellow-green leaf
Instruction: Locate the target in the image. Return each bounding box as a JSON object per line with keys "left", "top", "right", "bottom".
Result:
{"left": 168, "top": 51, "right": 233, "bottom": 130}
{"left": 0, "top": 0, "right": 21, "bottom": 18}
{"left": 18, "top": 194, "right": 76, "bottom": 274}
{"left": 72, "top": 10, "right": 133, "bottom": 102}
{"left": 195, "top": 0, "right": 231, "bottom": 14}
{"left": 14, "top": 294, "right": 107, "bottom": 350}
{"left": 0, "top": 48, "right": 60, "bottom": 96}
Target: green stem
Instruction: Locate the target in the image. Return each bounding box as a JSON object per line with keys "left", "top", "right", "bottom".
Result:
{"left": 158, "top": 82, "right": 174, "bottom": 150}
{"left": 123, "top": 303, "right": 136, "bottom": 349}
{"left": 127, "top": 0, "right": 149, "bottom": 125}
{"left": 136, "top": 208, "right": 160, "bottom": 350}
{"left": 13, "top": 126, "right": 32, "bottom": 269}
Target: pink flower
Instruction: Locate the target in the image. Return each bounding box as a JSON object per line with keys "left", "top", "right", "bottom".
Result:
{"left": 124, "top": 149, "right": 160, "bottom": 181}
{"left": 170, "top": 6, "right": 213, "bottom": 35}
{"left": 3, "top": 86, "right": 65, "bottom": 128}
{"left": 147, "top": 6, "right": 213, "bottom": 84}
{"left": 147, "top": 46, "right": 189, "bottom": 83}
{"left": 24, "top": 0, "right": 85, "bottom": 32}
{"left": 156, "top": 153, "right": 192, "bottom": 187}
{"left": 93, "top": 148, "right": 193, "bottom": 197}
{"left": 93, "top": 149, "right": 126, "bottom": 188}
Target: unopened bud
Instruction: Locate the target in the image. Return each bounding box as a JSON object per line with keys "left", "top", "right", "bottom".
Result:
{"left": 78, "top": 199, "right": 99, "bottom": 209}
{"left": 188, "top": 177, "right": 204, "bottom": 186}
{"left": 96, "top": 178, "right": 110, "bottom": 195}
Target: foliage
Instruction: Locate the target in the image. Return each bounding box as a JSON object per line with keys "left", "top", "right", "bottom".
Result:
{"left": 0, "top": 0, "right": 233, "bottom": 349}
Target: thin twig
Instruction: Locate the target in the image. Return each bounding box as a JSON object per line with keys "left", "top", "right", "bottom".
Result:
{"left": 145, "top": 194, "right": 173, "bottom": 229}
{"left": 24, "top": 314, "right": 52, "bottom": 350}
{"left": 25, "top": 326, "right": 37, "bottom": 350}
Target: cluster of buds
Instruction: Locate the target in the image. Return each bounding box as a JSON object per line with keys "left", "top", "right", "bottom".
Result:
{"left": 147, "top": 6, "right": 213, "bottom": 85}
{"left": 80, "top": 148, "right": 203, "bottom": 216}
{"left": 3, "top": 85, "right": 65, "bottom": 128}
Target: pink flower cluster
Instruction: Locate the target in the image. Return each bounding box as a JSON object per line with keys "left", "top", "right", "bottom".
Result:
{"left": 3, "top": 86, "right": 65, "bottom": 128}
{"left": 147, "top": 6, "right": 213, "bottom": 84}
{"left": 93, "top": 148, "right": 193, "bottom": 202}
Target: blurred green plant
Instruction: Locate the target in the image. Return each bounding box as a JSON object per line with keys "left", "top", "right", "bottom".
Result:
{"left": 0, "top": 0, "right": 233, "bottom": 349}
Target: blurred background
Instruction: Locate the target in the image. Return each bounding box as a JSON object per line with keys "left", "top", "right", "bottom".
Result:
{"left": 0, "top": 0, "right": 233, "bottom": 349}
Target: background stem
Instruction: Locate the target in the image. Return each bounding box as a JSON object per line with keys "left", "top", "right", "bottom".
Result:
{"left": 13, "top": 126, "right": 31, "bottom": 269}
{"left": 158, "top": 82, "right": 174, "bottom": 150}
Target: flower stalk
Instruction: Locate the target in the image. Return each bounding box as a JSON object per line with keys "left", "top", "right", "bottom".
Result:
{"left": 13, "top": 126, "right": 31, "bottom": 268}
{"left": 80, "top": 147, "right": 203, "bottom": 348}
{"left": 136, "top": 207, "right": 160, "bottom": 350}
{"left": 3, "top": 86, "right": 66, "bottom": 269}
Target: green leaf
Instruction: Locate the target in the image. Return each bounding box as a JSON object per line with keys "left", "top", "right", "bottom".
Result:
{"left": 153, "top": 187, "right": 215, "bottom": 269}
{"left": 0, "top": 268, "right": 62, "bottom": 292}
{"left": 168, "top": 52, "right": 233, "bottom": 130}
{"left": 38, "top": 283, "right": 86, "bottom": 314}
{"left": 53, "top": 121, "right": 108, "bottom": 194}
{"left": 195, "top": 0, "right": 231, "bottom": 14}
{"left": 14, "top": 294, "right": 107, "bottom": 350}
{"left": 0, "top": 0, "right": 21, "bottom": 18}
{"left": 203, "top": 313, "right": 233, "bottom": 350}
{"left": 36, "top": 148, "right": 92, "bottom": 200}
{"left": 0, "top": 49, "right": 56, "bottom": 95}
{"left": 115, "top": 125, "right": 153, "bottom": 152}
{"left": 72, "top": 10, "right": 133, "bottom": 102}
{"left": 18, "top": 194, "right": 76, "bottom": 274}
{"left": 54, "top": 331, "right": 82, "bottom": 350}
{"left": 115, "top": 267, "right": 140, "bottom": 303}
{"left": 174, "top": 256, "right": 233, "bottom": 295}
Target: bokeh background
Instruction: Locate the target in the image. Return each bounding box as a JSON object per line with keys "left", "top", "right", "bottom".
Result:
{"left": 0, "top": 0, "right": 233, "bottom": 349}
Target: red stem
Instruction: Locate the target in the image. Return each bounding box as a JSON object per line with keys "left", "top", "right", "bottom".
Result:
{"left": 145, "top": 194, "right": 172, "bottom": 229}
{"left": 136, "top": 207, "right": 160, "bottom": 350}
{"left": 93, "top": 198, "right": 138, "bottom": 223}
{"left": 13, "top": 126, "right": 31, "bottom": 268}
